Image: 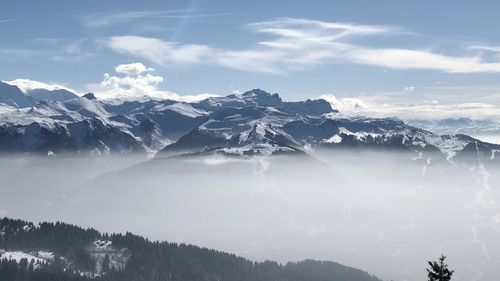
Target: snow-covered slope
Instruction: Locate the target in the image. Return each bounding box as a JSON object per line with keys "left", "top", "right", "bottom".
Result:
{"left": 0, "top": 250, "right": 54, "bottom": 268}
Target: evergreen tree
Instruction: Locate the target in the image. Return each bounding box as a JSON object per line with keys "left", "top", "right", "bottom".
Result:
{"left": 102, "top": 254, "right": 110, "bottom": 274}
{"left": 427, "top": 255, "right": 454, "bottom": 281}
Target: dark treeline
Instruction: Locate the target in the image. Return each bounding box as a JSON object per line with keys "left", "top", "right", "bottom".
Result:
{"left": 0, "top": 218, "right": 381, "bottom": 281}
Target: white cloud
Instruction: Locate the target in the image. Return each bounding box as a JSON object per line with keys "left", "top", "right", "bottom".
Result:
{"left": 107, "top": 36, "right": 214, "bottom": 65}
{"left": 105, "top": 18, "right": 500, "bottom": 74}
{"left": 4, "top": 79, "right": 77, "bottom": 94}
{"left": 87, "top": 62, "right": 217, "bottom": 102}
{"left": 115, "top": 62, "right": 154, "bottom": 75}
{"left": 319, "top": 95, "right": 369, "bottom": 112}
{"left": 348, "top": 47, "right": 500, "bottom": 73}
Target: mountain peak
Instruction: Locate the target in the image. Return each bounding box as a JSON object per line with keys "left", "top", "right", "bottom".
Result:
{"left": 242, "top": 88, "right": 272, "bottom": 96}
{"left": 83, "top": 93, "right": 97, "bottom": 100}
{"left": 241, "top": 89, "right": 283, "bottom": 107}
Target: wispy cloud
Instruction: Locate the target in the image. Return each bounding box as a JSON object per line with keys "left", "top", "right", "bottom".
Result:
{"left": 468, "top": 45, "right": 500, "bottom": 61}
{"left": 0, "top": 38, "right": 96, "bottom": 63}
{"left": 347, "top": 48, "right": 500, "bottom": 73}
{"left": 247, "top": 18, "right": 398, "bottom": 42}
{"left": 84, "top": 10, "right": 229, "bottom": 28}
{"left": 469, "top": 45, "right": 500, "bottom": 53}
{"left": 104, "top": 17, "right": 500, "bottom": 74}
{"left": 0, "top": 18, "right": 14, "bottom": 23}
{"left": 0, "top": 48, "right": 41, "bottom": 59}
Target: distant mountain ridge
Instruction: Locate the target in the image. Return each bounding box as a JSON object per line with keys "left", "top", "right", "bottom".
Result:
{"left": 0, "top": 81, "right": 499, "bottom": 165}
{"left": 407, "top": 118, "right": 500, "bottom": 136}
{"left": 0, "top": 217, "right": 382, "bottom": 281}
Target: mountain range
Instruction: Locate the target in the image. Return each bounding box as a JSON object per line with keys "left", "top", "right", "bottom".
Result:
{"left": 1, "top": 81, "right": 499, "bottom": 164}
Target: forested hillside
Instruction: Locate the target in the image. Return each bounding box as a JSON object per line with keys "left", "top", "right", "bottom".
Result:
{"left": 0, "top": 218, "right": 381, "bottom": 281}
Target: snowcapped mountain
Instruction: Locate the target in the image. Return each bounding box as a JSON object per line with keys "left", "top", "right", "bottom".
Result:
{"left": 159, "top": 89, "right": 500, "bottom": 164}
{"left": 0, "top": 80, "right": 79, "bottom": 107}
{"left": 0, "top": 81, "right": 35, "bottom": 108}
{"left": 4, "top": 79, "right": 79, "bottom": 102}
{"left": 0, "top": 81, "right": 499, "bottom": 164}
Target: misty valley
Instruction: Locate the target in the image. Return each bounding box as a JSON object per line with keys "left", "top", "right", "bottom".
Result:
{"left": 0, "top": 149, "right": 499, "bottom": 281}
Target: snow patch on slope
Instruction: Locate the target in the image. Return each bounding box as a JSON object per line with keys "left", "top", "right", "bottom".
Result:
{"left": 338, "top": 127, "right": 381, "bottom": 140}
{"left": 323, "top": 134, "right": 342, "bottom": 144}
{"left": 425, "top": 135, "right": 468, "bottom": 162}
{"left": 219, "top": 143, "right": 294, "bottom": 156}
{"left": 0, "top": 250, "right": 54, "bottom": 267}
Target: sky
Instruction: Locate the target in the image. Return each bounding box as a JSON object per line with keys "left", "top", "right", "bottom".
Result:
{"left": 2, "top": 0, "right": 500, "bottom": 120}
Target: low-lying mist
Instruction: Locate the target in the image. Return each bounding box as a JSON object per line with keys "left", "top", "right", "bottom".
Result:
{"left": 0, "top": 151, "right": 499, "bottom": 281}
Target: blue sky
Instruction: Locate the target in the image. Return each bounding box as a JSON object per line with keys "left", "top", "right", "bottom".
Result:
{"left": 2, "top": 0, "right": 500, "bottom": 119}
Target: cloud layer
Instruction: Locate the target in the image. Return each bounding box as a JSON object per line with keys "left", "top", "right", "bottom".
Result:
{"left": 320, "top": 92, "right": 500, "bottom": 120}
{"left": 105, "top": 17, "right": 500, "bottom": 74}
